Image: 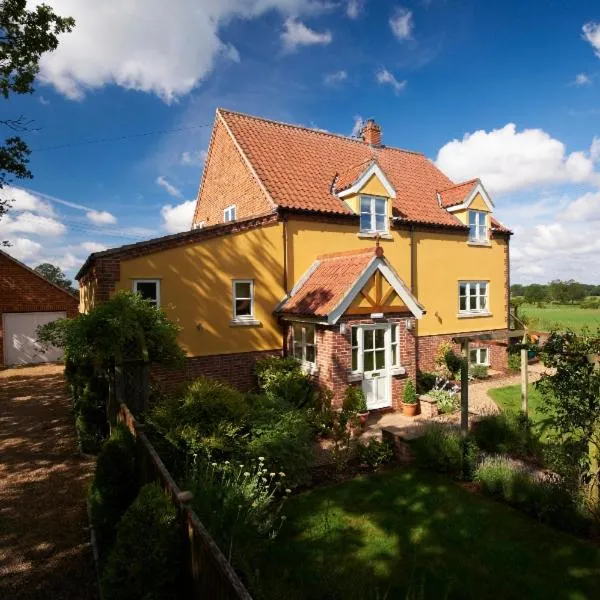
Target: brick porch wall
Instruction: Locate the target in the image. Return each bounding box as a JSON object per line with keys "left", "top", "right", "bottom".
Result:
{"left": 417, "top": 329, "right": 510, "bottom": 373}
{"left": 285, "top": 314, "right": 417, "bottom": 410}
{"left": 151, "top": 349, "right": 282, "bottom": 391}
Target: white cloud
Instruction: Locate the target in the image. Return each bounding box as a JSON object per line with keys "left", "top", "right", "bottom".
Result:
{"left": 0, "top": 212, "right": 66, "bottom": 236}
{"left": 161, "top": 200, "right": 196, "bottom": 233}
{"left": 389, "top": 7, "right": 413, "bottom": 41}
{"left": 86, "top": 210, "right": 117, "bottom": 225}
{"left": 572, "top": 73, "right": 592, "bottom": 86}
{"left": 281, "top": 18, "right": 332, "bottom": 52}
{"left": 0, "top": 186, "right": 55, "bottom": 216}
{"left": 81, "top": 241, "right": 107, "bottom": 253}
{"left": 560, "top": 191, "right": 600, "bottom": 222}
{"left": 435, "top": 123, "right": 600, "bottom": 195}
{"left": 4, "top": 238, "right": 43, "bottom": 261}
{"left": 591, "top": 137, "right": 600, "bottom": 162}
{"left": 346, "top": 0, "right": 363, "bottom": 19}
{"left": 583, "top": 21, "right": 600, "bottom": 57}
{"left": 375, "top": 68, "right": 407, "bottom": 94}
{"left": 37, "top": 1, "right": 334, "bottom": 102}
{"left": 181, "top": 149, "right": 207, "bottom": 166}
{"left": 351, "top": 114, "right": 364, "bottom": 137}
{"left": 156, "top": 175, "right": 183, "bottom": 198}
{"left": 324, "top": 70, "right": 347, "bottom": 85}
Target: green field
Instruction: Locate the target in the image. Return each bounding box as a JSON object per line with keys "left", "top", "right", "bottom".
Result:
{"left": 519, "top": 303, "right": 600, "bottom": 333}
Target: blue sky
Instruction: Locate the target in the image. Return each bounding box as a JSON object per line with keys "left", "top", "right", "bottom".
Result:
{"left": 1, "top": 0, "right": 599, "bottom": 284}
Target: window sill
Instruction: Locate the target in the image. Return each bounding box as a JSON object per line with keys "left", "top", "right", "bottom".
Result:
{"left": 457, "top": 312, "right": 493, "bottom": 319}
{"left": 347, "top": 372, "right": 363, "bottom": 382}
{"left": 467, "top": 240, "right": 491, "bottom": 247}
{"left": 357, "top": 232, "right": 393, "bottom": 240}
{"left": 230, "top": 319, "right": 262, "bottom": 327}
{"left": 390, "top": 366, "right": 406, "bottom": 376}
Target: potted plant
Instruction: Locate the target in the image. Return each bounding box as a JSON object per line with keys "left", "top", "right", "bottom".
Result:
{"left": 343, "top": 385, "right": 369, "bottom": 426}
{"left": 401, "top": 379, "right": 419, "bottom": 417}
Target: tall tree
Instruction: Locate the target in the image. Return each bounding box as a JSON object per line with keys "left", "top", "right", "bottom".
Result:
{"left": 524, "top": 283, "right": 547, "bottom": 307}
{"left": 0, "top": 0, "right": 74, "bottom": 240}
{"left": 35, "top": 262, "right": 77, "bottom": 295}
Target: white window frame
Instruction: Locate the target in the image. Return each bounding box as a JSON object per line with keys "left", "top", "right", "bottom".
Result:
{"left": 292, "top": 323, "right": 317, "bottom": 366}
{"left": 459, "top": 281, "right": 489, "bottom": 314}
{"left": 224, "top": 204, "right": 236, "bottom": 223}
{"left": 132, "top": 279, "right": 161, "bottom": 307}
{"left": 232, "top": 279, "right": 254, "bottom": 321}
{"left": 193, "top": 221, "right": 205, "bottom": 230}
{"left": 468, "top": 210, "right": 488, "bottom": 242}
{"left": 470, "top": 347, "right": 489, "bottom": 366}
{"left": 359, "top": 195, "right": 388, "bottom": 234}
{"left": 350, "top": 324, "right": 401, "bottom": 374}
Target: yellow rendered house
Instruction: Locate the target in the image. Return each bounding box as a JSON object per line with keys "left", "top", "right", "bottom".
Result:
{"left": 77, "top": 110, "right": 512, "bottom": 410}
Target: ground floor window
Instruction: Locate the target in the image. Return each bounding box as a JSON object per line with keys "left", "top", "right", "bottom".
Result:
{"left": 470, "top": 347, "right": 489, "bottom": 365}
{"left": 132, "top": 279, "right": 160, "bottom": 307}
{"left": 292, "top": 323, "right": 316, "bottom": 365}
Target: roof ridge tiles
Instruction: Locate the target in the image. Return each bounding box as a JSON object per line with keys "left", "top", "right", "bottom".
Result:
{"left": 218, "top": 108, "right": 425, "bottom": 157}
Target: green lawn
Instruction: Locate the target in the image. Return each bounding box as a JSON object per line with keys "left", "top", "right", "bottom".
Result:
{"left": 255, "top": 469, "right": 600, "bottom": 600}
{"left": 488, "top": 384, "right": 554, "bottom": 440}
{"left": 519, "top": 304, "right": 600, "bottom": 333}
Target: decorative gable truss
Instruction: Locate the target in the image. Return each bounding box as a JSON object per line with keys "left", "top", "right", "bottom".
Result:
{"left": 277, "top": 246, "right": 425, "bottom": 325}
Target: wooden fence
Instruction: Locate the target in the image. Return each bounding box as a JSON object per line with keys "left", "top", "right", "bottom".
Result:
{"left": 117, "top": 403, "right": 253, "bottom": 600}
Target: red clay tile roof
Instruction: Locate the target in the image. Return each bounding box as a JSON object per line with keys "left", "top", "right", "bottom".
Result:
{"left": 335, "top": 159, "right": 376, "bottom": 193}
{"left": 437, "top": 179, "right": 479, "bottom": 208}
{"left": 278, "top": 248, "right": 377, "bottom": 318}
{"left": 219, "top": 109, "right": 466, "bottom": 228}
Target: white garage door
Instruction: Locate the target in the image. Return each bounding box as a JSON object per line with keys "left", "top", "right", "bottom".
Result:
{"left": 3, "top": 312, "right": 66, "bottom": 366}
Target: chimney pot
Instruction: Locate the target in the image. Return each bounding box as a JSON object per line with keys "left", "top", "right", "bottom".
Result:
{"left": 361, "top": 119, "right": 382, "bottom": 146}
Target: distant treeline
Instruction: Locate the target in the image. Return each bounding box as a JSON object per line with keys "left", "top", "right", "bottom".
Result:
{"left": 511, "top": 280, "right": 600, "bottom": 306}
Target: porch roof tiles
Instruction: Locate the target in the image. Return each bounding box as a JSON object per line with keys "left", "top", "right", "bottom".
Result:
{"left": 278, "top": 248, "right": 378, "bottom": 319}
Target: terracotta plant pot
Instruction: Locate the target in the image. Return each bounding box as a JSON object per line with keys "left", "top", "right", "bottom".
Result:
{"left": 358, "top": 411, "right": 369, "bottom": 426}
{"left": 401, "top": 402, "right": 419, "bottom": 417}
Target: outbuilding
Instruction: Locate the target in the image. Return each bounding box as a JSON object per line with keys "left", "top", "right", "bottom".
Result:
{"left": 0, "top": 250, "right": 79, "bottom": 366}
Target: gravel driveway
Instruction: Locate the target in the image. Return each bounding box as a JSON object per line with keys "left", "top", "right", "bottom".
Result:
{"left": 0, "top": 364, "right": 98, "bottom": 600}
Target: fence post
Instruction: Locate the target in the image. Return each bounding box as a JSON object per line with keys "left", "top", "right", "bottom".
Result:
{"left": 177, "top": 491, "right": 195, "bottom": 597}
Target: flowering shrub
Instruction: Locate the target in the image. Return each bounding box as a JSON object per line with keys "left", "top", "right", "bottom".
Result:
{"left": 428, "top": 389, "right": 459, "bottom": 414}
{"left": 255, "top": 356, "right": 314, "bottom": 408}
{"left": 357, "top": 438, "right": 395, "bottom": 470}
{"left": 187, "top": 457, "right": 289, "bottom": 582}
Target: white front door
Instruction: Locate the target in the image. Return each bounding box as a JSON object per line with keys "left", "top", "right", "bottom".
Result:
{"left": 3, "top": 312, "right": 66, "bottom": 366}
{"left": 361, "top": 325, "right": 392, "bottom": 410}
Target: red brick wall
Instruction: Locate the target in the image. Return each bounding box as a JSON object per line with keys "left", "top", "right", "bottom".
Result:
{"left": 0, "top": 252, "right": 79, "bottom": 366}
{"left": 285, "top": 314, "right": 417, "bottom": 410}
{"left": 151, "top": 349, "right": 282, "bottom": 391}
{"left": 193, "top": 117, "right": 273, "bottom": 227}
{"left": 417, "top": 329, "right": 509, "bottom": 373}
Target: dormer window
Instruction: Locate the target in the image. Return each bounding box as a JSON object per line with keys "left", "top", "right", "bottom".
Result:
{"left": 360, "top": 195, "right": 388, "bottom": 233}
{"left": 468, "top": 210, "right": 487, "bottom": 242}
{"left": 224, "top": 204, "right": 236, "bottom": 223}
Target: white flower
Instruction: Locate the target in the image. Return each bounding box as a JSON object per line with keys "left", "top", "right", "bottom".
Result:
{"left": 224, "top": 461, "right": 230, "bottom": 465}
{"left": 281, "top": 515, "right": 287, "bottom": 521}
{"left": 262, "top": 468, "right": 268, "bottom": 473}
{"left": 244, "top": 472, "right": 250, "bottom": 477}
{"left": 211, "top": 462, "right": 217, "bottom": 467}
{"left": 258, "top": 456, "right": 265, "bottom": 461}
{"left": 285, "top": 489, "right": 292, "bottom": 494}
{"left": 261, "top": 477, "right": 267, "bottom": 482}
{"left": 270, "top": 472, "right": 276, "bottom": 477}
{"left": 279, "top": 472, "right": 286, "bottom": 477}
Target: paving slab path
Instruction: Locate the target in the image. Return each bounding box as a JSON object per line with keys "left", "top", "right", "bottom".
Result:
{"left": 0, "top": 364, "right": 98, "bottom": 600}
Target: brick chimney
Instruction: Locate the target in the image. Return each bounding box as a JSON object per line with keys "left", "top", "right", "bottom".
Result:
{"left": 361, "top": 119, "right": 381, "bottom": 146}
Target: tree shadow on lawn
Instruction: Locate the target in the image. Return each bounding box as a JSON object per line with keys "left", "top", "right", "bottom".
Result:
{"left": 254, "top": 469, "right": 600, "bottom": 600}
